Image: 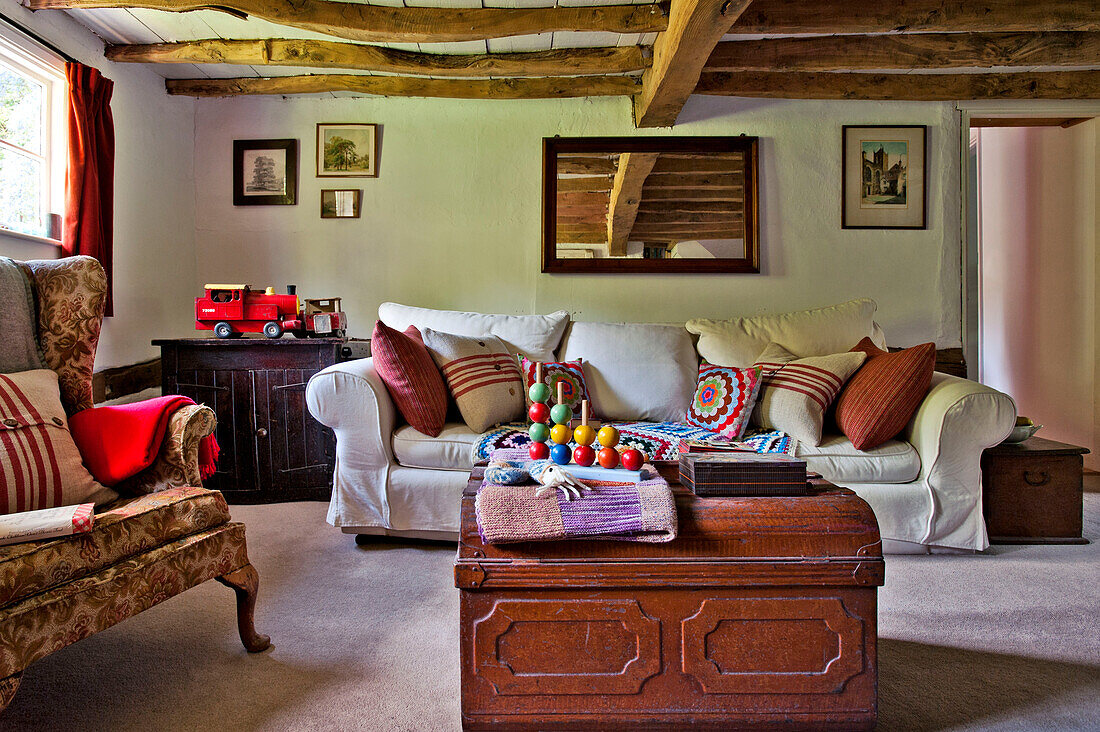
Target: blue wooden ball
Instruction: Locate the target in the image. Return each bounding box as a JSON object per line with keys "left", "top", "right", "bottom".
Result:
{"left": 550, "top": 403, "right": 572, "bottom": 425}
{"left": 550, "top": 443, "right": 572, "bottom": 465}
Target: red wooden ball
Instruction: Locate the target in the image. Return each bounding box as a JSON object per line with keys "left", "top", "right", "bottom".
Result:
{"left": 620, "top": 448, "right": 644, "bottom": 472}
{"left": 528, "top": 402, "right": 550, "bottom": 423}
{"left": 573, "top": 445, "right": 596, "bottom": 467}
{"left": 597, "top": 447, "right": 619, "bottom": 469}
{"left": 528, "top": 442, "right": 550, "bottom": 461}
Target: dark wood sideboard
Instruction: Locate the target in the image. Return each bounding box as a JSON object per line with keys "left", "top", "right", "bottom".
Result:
{"left": 153, "top": 338, "right": 366, "bottom": 503}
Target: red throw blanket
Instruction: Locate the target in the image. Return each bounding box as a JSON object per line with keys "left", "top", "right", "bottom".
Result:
{"left": 69, "top": 396, "right": 219, "bottom": 486}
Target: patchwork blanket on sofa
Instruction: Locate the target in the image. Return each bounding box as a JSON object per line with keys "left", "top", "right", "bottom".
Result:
{"left": 474, "top": 421, "right": 796, "bottom": 463}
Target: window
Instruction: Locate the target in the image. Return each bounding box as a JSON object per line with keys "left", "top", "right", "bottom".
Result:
{"left": 0, "top": 25, "right": 65, "bottom": 241}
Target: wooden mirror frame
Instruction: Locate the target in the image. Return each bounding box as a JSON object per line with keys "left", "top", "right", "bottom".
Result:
{"left": 542, "top": 136, "right": 759, "bottom": 274}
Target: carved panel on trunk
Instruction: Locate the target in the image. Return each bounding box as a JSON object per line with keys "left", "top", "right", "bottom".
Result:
{"left": 474, "top": 599, "right": 661, "bottom": 695}
{"left": 683, "top": 597, "right": 863, "bottom": 695}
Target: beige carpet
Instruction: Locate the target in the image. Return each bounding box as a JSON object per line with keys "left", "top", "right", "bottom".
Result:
{"left": 3, "top": 486, "right": 1099, "bottom": 731}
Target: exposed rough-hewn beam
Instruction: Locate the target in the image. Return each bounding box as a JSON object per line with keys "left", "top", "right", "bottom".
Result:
{"left": 649, "top": 156, "right": 742, "bottom": 174}
{"left": 695, "top": 70, "right": 1100, "bottom": 100}
{"left": 29, "top": 0, "right": 668, "bottom": 43}
{"left": 643, "top": 172, "right": 743, "bottom": 189}
{"left": 607, "top": 152, "right": 659, "bottom": 256}
{"left": 639, "top": 188, "right": 743, "bottom": 201}
{"left": 556, "top": 176, "right": 612, "bottom": 193}
{"left": 634, "top": 0, "right": 755, "bottom": 128}
{"left": 556, "top": 228, "right": 607, "bottom": 244}
{"left": 638, "top": 201, "right": 737, "bottom": 214}
{"left": 108, "top": 39, "right": 649, "bottom": 77}
{"left": 166, "top": 74, "right": 639, "bottom": 98}
{"left": 728, "top": 0, "right": 1100, "bottom": 34}
{"left": 634, "top": 211, "right": 742, "bottom": 224}
{"left": 707, "top": 32, "right": 1100, "bottom": 71}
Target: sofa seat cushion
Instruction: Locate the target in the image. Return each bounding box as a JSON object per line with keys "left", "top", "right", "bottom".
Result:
{"left": 393, "top": 422, "right": 482, "bottom": 471}
{"left": 0, "top": 487, "right": 229, "bottom": 608}
{"left": 796, "top": 434, "right": 920, "bottom": 485}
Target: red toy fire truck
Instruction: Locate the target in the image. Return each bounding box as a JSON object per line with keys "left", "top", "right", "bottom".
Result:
{"left": 195, "top": 284, "right": 347, "bottom": 339}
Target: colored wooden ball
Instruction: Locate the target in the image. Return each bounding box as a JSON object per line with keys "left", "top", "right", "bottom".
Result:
{"left": 573, "top": 445, "right": 596, "bottom": 467}
{"left": 528, "top": 422, "right": 550, "bottom": 443}
{"left": 528, "top": 402, "right": 550, "bottom": 424}
{"left": 550, "top": 403, "right": 572, "bottom": 426}
{"left": 597, "top": 447, "right": 619, "bottom": 469}
{"left": 573, "top": 424, "right": 596, "bottom": 446}
{"left": 528, "top": 382, "right": 551, "bottom": 404}
{"left": 528, "top": 442, "right": 550, "bottom": 461}
{"left": 550, "top": 423, "right": 572, "bottom": 445}
{"left": 550, "top": 443, "right": 572, "bottom": 465}
{"left": 597, "top": 425, "right": 620, "bottom": 448}
{"left": 620, "top": 448, "right": 644, "bottom": 472}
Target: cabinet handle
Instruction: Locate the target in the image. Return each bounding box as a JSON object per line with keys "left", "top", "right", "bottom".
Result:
{"left": 1023, "top": 470, "right": 1049, "bottom": 486}
{"left": 255, "top": 428, "right": 268, "bottom": 438}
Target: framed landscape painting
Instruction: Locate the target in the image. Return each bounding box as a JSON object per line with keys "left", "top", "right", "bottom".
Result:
{"left": 233, "top": 139, "right": 298, "bottom": 206}
{"left": 842, "top": 125, "right": 926, "bottom": 229}
{"left": 317, "top": 123, "right": 377, "bottom": 177}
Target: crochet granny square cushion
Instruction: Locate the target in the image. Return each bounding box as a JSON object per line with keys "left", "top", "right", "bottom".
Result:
{"left": 422, "top": 329, "right": 524, "bottom": 433}
{"left": 372, "top": 321, "right": 449, "bottom": 437}
{"left": 751, "top": 343, "right": 866, "bottom": 446}
{"left": 519, "top": 357, "right": 595, "bottom": 420}
{"left": 684, "top": 364, "right": 763, "bottom": 440}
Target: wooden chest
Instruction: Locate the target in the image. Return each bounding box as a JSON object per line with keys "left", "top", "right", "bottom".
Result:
{"left": 454, "top": 465, "right": 885, "bottom": 730}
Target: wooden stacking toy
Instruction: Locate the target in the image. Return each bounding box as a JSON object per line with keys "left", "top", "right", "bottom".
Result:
{"left": 596, "top": 424, "right": 620, "bottom": 469}
{"left": 527, "top": 363, "right": 551, "bottom": 461}
{"left": 572, "top": 401, "right": 596, "bottom": 467}
{"left": 550, "top": 381, "right": 573, "bottom": 465}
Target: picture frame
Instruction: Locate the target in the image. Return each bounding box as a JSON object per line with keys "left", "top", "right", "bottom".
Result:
{"left": 842, "top": 125, "right": 926, "bottom": 229}
{"left": 317, "top": 123, "right": 378, "bottom": 177}
{"left": 321, "top": 189, "right": 362, "bottom": 218}
{"left": 233, "top": 139, "right": 298, "bottom": 206}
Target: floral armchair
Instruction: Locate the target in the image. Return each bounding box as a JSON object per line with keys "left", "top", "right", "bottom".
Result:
{"left": 0, "top": 256, "right": 269, "bottom": 713}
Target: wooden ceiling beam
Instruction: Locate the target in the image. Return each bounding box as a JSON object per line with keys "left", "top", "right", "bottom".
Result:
{"left": 707, "top": 32, "right": 1100, "bottom": 72}
{"left": 695, "top": 70, "right": 1100, "bottom": 101}
{"left": 607, "top": 152, "right": 660, "bottom": 256}
{"left": 649, "top": 157, "right": 743, "bottom": 174}
{"left": 642, "top": 172, "right": 743, "bottom": 189}
{"left": 634, "top": 211, "right": 743, "bottom": 224}
{"left": 557, "top": 158, "right": 618, "bottom": 175}
{"left": 28, "top": 0, "right": 668, "bottom": 43}
{"left": 107, "top": 39, "right": 650, "bottom": 77}
{"left": 728, "top": 0, "right": 1099, "bottom": 34}
{"left": 637, "top": 201, "right": 739, "bottom": 214}
{"left": 555, "top": 176, "right": 613, "bottom": 193}
{"left": 556, "top": 228, "right": 608, "bottom": 244}
{"left": 633, "top": 0, "right": 755, "bottom": 128}
{"left": 640, "top": 188, "right": 743, "bottom": 201}
{"left": 166, "top": 74, "right": 639, "bottom": 98}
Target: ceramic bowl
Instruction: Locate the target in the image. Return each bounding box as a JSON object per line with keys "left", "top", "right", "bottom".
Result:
{"left": 1003, "top": 423, "right": 1042, "bottom": 444}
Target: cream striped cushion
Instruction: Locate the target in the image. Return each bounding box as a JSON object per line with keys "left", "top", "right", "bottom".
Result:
{"left": 421, "top": 329, "right": 524, "bottom": 433}
{"left": 751, "top": 343, "right": 866, "bottom": 446}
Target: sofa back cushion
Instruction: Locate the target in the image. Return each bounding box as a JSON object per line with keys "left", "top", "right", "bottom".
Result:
{"left": 378, "top": 302, "right": 569, "bottom": 362}
{"left": 558, "top": 322, "right": 698, "bottom": 422}
{"left": 687, "top": 298, "right": 886, "bottom": 368}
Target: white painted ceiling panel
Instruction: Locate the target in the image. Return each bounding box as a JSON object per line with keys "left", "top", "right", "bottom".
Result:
{"left": 487, "top": 33, "right": 554, "bottom": 53}
{"left": 65, "top": 8, "right": 161, "bottom": 44}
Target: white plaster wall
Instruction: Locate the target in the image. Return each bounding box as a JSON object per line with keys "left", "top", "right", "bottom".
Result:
{"left": 0, "top": 0, "right": 196, "bottom": 369}
{"left": 193, "top": 94, "right": 961, "bottom": 348}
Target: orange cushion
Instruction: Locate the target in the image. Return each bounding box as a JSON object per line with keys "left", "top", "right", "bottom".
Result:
{"left": 834, "top": 339, "right": 935, "bottom": 451}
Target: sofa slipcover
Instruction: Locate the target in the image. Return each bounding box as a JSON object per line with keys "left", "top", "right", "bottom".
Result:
{"left": 797, "top": 435, "right": 920, "bottom": 485}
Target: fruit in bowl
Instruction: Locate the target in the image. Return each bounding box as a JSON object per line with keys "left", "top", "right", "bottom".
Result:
{"left": 1004, "top": 416, "right": 1042, "bottom": 444}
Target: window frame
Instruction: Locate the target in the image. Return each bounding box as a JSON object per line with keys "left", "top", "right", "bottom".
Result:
{"left": 0, "top": 23, "right": 66, "bottom": 245}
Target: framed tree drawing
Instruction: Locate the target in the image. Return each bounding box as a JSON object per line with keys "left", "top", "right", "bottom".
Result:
{"left": 233, "top": 139, "right": 298, "bottom": 206}
{"left": 317, "top": 123, "right": 378, "bottom": 177}
{"left": 842, "top": 125, "right": 926, "bottom": 229}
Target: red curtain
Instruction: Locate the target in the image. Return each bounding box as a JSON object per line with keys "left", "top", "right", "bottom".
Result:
{"left": 63, "top": 62, "right": 115, "bottom": 316}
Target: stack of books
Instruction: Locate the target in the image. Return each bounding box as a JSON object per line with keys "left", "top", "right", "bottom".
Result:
{"left": 679, "top": 452, "right": 809, "bottom": 497}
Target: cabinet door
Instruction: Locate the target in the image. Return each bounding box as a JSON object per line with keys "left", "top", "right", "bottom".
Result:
{"left": 251, "top": 369, "right": 335, "bottom": 499}
{"left": 172, "top": 368, "right": 258, "bottom": 497}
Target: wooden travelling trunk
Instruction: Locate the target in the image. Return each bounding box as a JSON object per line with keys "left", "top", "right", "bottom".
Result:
{"left": 455, "top": 464, "right": 885, "bottom": 730}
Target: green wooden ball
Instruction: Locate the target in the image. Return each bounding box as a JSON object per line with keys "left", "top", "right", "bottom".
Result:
{"left": 528, "top": 422, "right": 550, "bottom": 443}
{"left": 528, "top": 382, "right": 551, "bottom": 403}
{"left": 550, "top": 403, "right": 572, "bottom": 425}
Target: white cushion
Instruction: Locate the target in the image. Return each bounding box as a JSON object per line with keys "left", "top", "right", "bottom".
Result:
{"left": 558, "top": 322, "right": 698, "bottom": 422}
{"left": 796, "top": 433, "right": 920, "bottom": 484}
{"left": 392, "top": 422, "right": 480, "bottom": 471}
{"left": 378, "top": 302, "right": 568, "bottom": 362}
{"left": 687, "top": 299, "right": 887, "bottom": 367}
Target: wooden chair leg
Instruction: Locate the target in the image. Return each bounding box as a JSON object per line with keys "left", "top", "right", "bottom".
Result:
{"left": 216, "top": 563, "right": 272, "bottom": 653}
{"left": 0, "top": 673, "right": 21, "bottom": 712}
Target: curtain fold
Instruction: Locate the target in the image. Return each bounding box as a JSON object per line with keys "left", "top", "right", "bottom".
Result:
{"left": 63, "top": 62, "right": 115, "bottom": 316}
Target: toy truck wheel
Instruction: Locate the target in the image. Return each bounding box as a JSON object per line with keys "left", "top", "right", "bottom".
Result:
{"left": 263, "top": 321, "right": 284, "bottom": 339}
{"left": 214, "top": 322, "right": 234, "bottom": 339}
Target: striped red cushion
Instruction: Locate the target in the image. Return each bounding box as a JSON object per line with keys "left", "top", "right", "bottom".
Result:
{"left": 0, "top": 369, "right": 116, "bottom": 514}
{"left": 421, "top": 329, "right": 524, "bottom": 433}
{"left": 835, "top": 338, "right": 935, "bottom": 450}
{"left": 372, "top": 321, "right": 449, "bottom": 437}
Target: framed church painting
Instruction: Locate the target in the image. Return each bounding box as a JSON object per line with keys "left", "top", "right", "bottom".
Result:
{"left": 842, "top": 125, "right": 926, "bottom": 229}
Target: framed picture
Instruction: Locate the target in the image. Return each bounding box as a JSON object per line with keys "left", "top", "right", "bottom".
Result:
{"left": 233, "top": 139, "right": 298, "bottom": 206}
{"left": 842, "top": 125, "right": 926, "bottom": 229}
{"left": 321, "top": 189, "right": 362, "bottom": 218}
{"left": 317, "top": 123, "right": 377, "bottom": 177}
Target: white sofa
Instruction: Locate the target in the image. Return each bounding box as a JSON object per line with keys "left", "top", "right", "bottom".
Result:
{"left": 306, "top": 300, "right": 1016, "bottom": 553}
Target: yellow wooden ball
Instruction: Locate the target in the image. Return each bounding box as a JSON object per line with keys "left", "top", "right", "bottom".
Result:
{"left": 550, "top": 423, "right": 572, "bottom": 445}
{"left": 573, "top": 424, "right": 596, "bottom": 446}
{"left": 597, "top": 425, "right": 620, "bottom": 448}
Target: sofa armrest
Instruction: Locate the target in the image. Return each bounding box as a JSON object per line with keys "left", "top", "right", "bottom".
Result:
{"left": 118, "top": 403, "right": 217, "bottom": 494}
{"left": 902, "top": 372, "right": 1016, "bottom": 550}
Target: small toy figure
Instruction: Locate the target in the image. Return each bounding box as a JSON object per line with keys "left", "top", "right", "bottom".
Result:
{"left": 527, "top": 363, "right": 552, "bottom": 461}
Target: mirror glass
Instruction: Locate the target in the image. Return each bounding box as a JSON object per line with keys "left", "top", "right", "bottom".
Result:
{"left": 543, "top": 136, "right": 758, "bottom": 274}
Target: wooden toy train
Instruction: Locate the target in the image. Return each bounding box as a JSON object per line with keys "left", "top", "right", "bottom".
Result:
{"left": 195, "top": 284, "right": 347, "bottom": 339}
